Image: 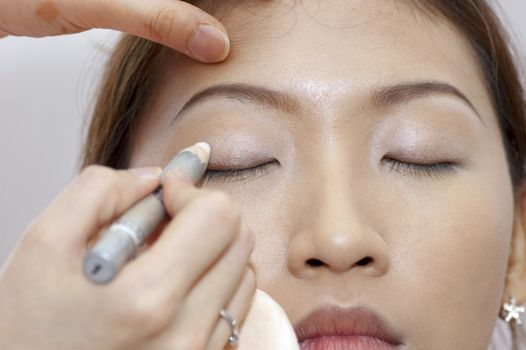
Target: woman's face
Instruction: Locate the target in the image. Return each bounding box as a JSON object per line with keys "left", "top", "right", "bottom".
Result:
{"left": 129, "top": 1, "right": 516, "bottom": 348}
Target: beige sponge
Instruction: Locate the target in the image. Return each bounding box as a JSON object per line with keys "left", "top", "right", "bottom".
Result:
{"left": 237, "top": 289, "right": 299, "bottom": 350}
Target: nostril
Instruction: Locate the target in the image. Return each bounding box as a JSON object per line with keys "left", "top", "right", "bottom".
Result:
{"left": 305, "top": 257, "right": 374, "bottom": 269}
{"left": 356, "top": 256, "right": 373, "bottom": 266}
{"left": 306, "top": 258, "right": 324, "bottom": 267}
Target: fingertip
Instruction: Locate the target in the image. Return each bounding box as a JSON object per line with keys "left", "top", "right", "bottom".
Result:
{"left": 128, "top": 166, "right": 162, "bottom": 180}
{"left": 160, "top": 171, "right": 194, "bottom": 216}
{"left": 161, "top": 167, "right": 194, "bottom": 186}
{"left": 187, "top": 24, "right": 230, "bottom": 63}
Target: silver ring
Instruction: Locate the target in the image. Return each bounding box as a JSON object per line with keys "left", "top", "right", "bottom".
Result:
{"left": 219, "top": 309, "right": 239, "bottom": 346}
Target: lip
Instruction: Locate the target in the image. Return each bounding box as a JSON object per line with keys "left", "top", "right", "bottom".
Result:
{"left": 294, "top": 305, "right": 403, "bottom": 350}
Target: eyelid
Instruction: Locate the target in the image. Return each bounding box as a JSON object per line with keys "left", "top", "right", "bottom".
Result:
{"left": 203, "top": 160, "right": 278, "bottom": 183}
{"left": 208, "top": 153, "right": 276, "bottom": 169}
{"left": 382, "top": 157, "right": 458, "bottom": 179}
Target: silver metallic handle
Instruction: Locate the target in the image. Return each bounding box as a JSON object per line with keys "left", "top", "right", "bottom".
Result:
{"left": 82, "top": 143, "right": 211, "bottom": 284}
{"left": 83, "top": 193, "right": 165, "bottom": 284}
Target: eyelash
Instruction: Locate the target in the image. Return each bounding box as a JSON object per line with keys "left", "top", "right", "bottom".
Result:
{"left": 382, "top": 157, "right": 457, "bottom": 178}
{"left": 202, "top": 157, "right": 457, "bottom": 183}
{"left": 203, "top": 161, "right": 277, "bottom": 183}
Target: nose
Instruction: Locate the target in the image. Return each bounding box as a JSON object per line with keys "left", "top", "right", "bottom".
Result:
{"left": 287, "top": 165, "right": 390, "bottom": 279}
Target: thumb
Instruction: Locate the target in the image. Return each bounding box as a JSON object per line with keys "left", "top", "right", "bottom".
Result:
{"left": 29, "top": 166, "right": 161, "bottom": 251}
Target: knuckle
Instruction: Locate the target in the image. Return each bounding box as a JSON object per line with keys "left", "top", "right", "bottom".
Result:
{"left": 78, "top": 165, "right": 117, "bottom": 189}
{"left": 112, "top": 290, "right": 171, "bottom": 335}
{"left": 20, "top": 219, "right": 52, "bottom": 250}
{"left": 146, "top": 7, "right": 186, "bottom": 42}
{"left": 0, "top": 22, "right": 11, "bottom": 36}
{"left": 76, "top": 165, "right": 121, "bottom": 203}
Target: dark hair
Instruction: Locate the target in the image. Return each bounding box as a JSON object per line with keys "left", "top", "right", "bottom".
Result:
{"left": 83, "top": 0, "right": 526, "bottom": 191}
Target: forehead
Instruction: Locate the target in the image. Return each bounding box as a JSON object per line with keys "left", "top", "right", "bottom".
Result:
{"left": 148, "top": 0, "right": 495, "bottom": 131}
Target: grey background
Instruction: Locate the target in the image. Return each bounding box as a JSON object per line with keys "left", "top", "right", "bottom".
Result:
{"left": 0, "top": 1, "right": 525, "bottom": 264}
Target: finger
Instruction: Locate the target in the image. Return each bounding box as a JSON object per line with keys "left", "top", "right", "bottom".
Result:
{"left": 162, "top": 170, "right": 209, "bottom": 217}
{"left": 207, "top": 268, "right": 257, "bottom": 350}
{"left": 0, "top": 30, "right": 8, "bottom": 38}
{"left": 28, "top": 166, "right": 161, "bottom": 249}
{"left": 173, "top": 225, "right": 253, "bottom": 336}
{"left": 121, "top": 189, "right": 242, "bottom": 298}
{"left": 75, "top": 0, "right": 230, "bottom": 63}
{"left": 145, "top": 225, "right": 254, "bottom": 349}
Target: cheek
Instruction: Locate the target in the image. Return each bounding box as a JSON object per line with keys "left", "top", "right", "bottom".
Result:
{"left": 204, "top": 176, "right": 292, "bottom": 286}
{"left": 392, "top": 176, "right": 514, "bottom": 348}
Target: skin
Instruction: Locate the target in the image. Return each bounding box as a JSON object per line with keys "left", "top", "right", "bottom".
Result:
{"left": 0, "top": 160, "right": 258, "bottom": 350}
{"left": 1, "top": 1, "right": 263, "bottom": 349}
{"left": 0, "top": 0, "right": 230, "bottom": 62}
{"left": 129, "top": 1, "right": 526, "bottom": 348}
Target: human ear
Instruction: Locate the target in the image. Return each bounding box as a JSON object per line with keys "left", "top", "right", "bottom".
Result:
{"left": 503, "top": 186, "right": 526, "bottom": 304}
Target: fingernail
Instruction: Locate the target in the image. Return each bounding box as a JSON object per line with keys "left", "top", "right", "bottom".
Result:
{"left": 129, "top": 167, "right": 162, "bottom": 180}
{"left": 188, "top": 24, "right": 230, "bottom": 62}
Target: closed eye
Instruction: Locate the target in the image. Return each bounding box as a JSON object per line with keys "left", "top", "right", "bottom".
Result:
{"left": 203, "top": 160, "right": 279, "bottom": 183}
{"left": 382, "top": 157, "right": 457, "bottom": 178}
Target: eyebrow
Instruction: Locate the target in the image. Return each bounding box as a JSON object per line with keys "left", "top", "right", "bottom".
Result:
{"left": 370, "top": 81, "right": 482, "bottom": 121}
{"left": 171, "top": 83, "right": 300, "bottom": 125}
{"left": 170, "top": 81, "right": 482, "bottom": 125}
